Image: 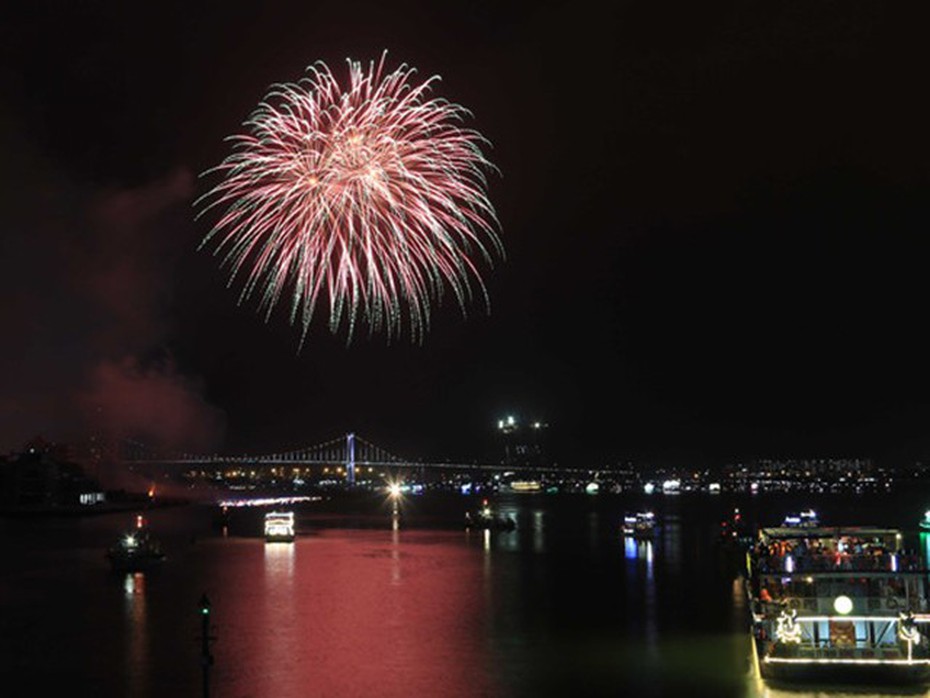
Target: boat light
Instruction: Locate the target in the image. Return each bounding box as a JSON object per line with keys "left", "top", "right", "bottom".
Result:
{"left": 775, "top": 610, "right": 802, "bottom": 643}
{"left": 834, "top": 595, "right": 853, "bottom": 615}
{"left": 900, "top": 615, "right": 921, "bottom": 645}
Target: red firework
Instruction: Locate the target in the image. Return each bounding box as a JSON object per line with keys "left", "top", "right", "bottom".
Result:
{"left": 196, "top": 53, "right": 502, "bottom": 343}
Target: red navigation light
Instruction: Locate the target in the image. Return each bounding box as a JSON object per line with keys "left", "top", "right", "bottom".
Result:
{"left": 136, "top": 514, "right": 144, "bottom": 529}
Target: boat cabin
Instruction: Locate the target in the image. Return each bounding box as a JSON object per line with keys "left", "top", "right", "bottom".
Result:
{"left": 748, "top": 526, "right": 930, "bottom": 682}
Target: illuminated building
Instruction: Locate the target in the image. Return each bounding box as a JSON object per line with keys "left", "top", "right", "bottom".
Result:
{"left": 496, "top": 415, "right": 550, "bottom": 467}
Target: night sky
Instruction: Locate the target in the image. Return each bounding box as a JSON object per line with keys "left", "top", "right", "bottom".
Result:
{"left": 2, "top": 2, "right": 929, "bottom": 469}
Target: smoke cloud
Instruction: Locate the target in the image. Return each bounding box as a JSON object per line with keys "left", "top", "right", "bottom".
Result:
{"left": 0, "top": 116, "right": 225, "bottom": 471}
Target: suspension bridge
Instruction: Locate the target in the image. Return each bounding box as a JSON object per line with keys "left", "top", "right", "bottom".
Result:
{"left": 120, "top": 432, "right": 549, "bottom": 485}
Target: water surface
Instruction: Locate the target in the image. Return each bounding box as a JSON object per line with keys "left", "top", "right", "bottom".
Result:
{"left": 2, "top": 491, "right": 929, "bottom": 697}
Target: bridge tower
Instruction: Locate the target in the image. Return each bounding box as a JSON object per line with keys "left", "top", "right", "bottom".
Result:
{"left": 346, "top": 432, "right": 356, "bottom": 485}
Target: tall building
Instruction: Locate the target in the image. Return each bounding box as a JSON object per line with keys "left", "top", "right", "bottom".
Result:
{"left": 496, "top": 415, "right": 550, "bottom": 467}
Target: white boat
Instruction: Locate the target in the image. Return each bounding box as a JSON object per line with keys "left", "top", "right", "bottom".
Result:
{"left": 622, "top": 511, "right": 656, "bottom": 537}
{"left": 781, "top": 509, "right": 820, "bottom": 528}
{"left": 264, "top": 511, "right": 296, "bottom": 542}
{"left": 747, "top": 525, "right": 930, "bottom": 685}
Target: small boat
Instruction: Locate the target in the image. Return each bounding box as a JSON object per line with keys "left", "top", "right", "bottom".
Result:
{"left": 465, "top": 499, "right": 516, "bottom": 531}
{"left": 264, "top": 511, "right": 296, "bottom": 542}
{"left": 106, "top": 514, "right": 165, "bottom": 572}
{"left": 719, "top": 507, "right": 752, "bottom": 547}
{"left": 622, "top": 511, "right": 656, "bottom": 537}
{"left": 782, "top": 509, "right": 819, "bottom": 528}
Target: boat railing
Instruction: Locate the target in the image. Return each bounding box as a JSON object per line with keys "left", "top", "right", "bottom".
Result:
{"left": 767, "top": 643, "right": 930, "bottom": 660}
{"left": 754, "top": 595, "right": 924, "bottom": 617}
{"left": 754, "top": 552, "right": 922, "bottom": 574}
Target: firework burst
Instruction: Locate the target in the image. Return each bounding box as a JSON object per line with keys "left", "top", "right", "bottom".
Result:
{"left": 196, "top": 52, "right": 503, "bottom": 343}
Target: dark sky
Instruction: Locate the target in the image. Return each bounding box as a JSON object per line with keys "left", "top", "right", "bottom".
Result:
{"left": 2, "top": 1, "right": 929, "bottom": 468}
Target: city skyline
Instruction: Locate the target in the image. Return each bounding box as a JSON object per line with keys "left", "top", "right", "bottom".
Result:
{"left": 3, "top": 2, "right": 930, "bottom": 468}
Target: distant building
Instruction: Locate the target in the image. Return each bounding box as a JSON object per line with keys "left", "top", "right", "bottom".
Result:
{"left": 0, "top": 438, "right": 105, "bottom": 509}
{"left": 496, "top": 415, "right": 550, "bottom": 467}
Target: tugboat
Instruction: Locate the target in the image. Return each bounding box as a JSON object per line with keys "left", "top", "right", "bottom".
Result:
{"left": 264, "top": 511, "right": 296, "bottom": 542}
{"left": 747, "top": 523, "right": 930, "bottom": 685}
{"left": 106, "top": 514, "right": 166, "bottom": 572}
{"left": 718, "top": 507, "right": 752, "bottom": 548}
{"left": 465, "top": 499, "right": 516, "bottom": 531}
{"left": 622, "top": 511, "right": 656, "bottom": 537}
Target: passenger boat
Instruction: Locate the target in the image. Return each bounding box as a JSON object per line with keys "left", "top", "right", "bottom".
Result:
{"left": 622, "top": 511, "right": 656, "bottom": 537}
{"left": 264, "top": 511, "right": 296, "bottom": 542}
{"left": 919, "top": 510, "right": 930, "bottom": 532}
{"left": 465, "top": 499, "right": 516, "bottom": 531}
{"left": 106, "top": 514, "right": 165, "bottom": 572}
{"left": 747, "top": 524, "right": 930, "bottom": 685}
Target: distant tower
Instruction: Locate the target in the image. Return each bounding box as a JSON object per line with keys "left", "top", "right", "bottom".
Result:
{"left": 498, "top": 415, "right": 518, "bottom": 465}
{"left": 497, "top": 415, "right": 549, "bottom": 467}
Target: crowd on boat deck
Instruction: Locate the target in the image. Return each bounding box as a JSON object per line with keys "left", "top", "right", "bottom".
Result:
{"left": 753, "top": 536, "right": 922, "bottom": 573}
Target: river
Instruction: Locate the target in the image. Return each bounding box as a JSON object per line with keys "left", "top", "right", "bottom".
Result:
{"left": 2, "top": 490, "right": 930, "bottom": 697}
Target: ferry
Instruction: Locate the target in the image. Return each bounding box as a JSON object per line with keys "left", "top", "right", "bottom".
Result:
{"left": 264, "top": 511, "right": 296, "bottom": 542}
{"left": 106, "top": 514, "right": 165, "bottom": 572}
{"left": 747, "top": 524, "right": 930, "bottom": 685}
{"left": 508, "top": 480, "right": 543, "bottom": 494}
{"left": 622, "top": 511, "right": 656, "bottom": 537}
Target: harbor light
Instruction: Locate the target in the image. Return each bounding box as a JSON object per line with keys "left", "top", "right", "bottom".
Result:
{"left": 834, "top": 595, "right": 853, "bottom": 615}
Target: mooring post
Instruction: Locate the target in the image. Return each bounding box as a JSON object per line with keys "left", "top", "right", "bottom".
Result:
{"left": 199, "top": 593, "right": 214, "bottom": 697}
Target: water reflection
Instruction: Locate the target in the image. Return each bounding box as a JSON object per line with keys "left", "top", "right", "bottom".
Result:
{"left": 624, "top": 535, "right": 657, "bottom": 653}
{"left": 261, "top": 541, "right": 297, "bottom": 696}
{"left": 122, "top": 572, "right": 148, "bottom": 695}
{"left": 661, "top": 514, "right": 682, "bottom": 571}
{"left": 391, "top": 515, "right": 401, "bottom": 585}
{"left": 532, "top": 509, "right": 545, "bottom": 553}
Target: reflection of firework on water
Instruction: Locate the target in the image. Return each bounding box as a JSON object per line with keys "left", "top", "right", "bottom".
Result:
{"left": 197, "top": 52, "right": 502, "bottom": 343}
